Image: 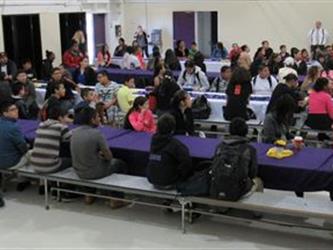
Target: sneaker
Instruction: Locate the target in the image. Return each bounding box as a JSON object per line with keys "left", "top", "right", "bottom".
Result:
{"left": 0, "top": 197, "right": 4, "bottom": 208}
{"left": 110, "top": 199, "right": 129, "bottom": 209}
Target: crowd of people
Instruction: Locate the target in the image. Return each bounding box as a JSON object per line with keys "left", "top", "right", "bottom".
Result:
{"left": 1, "top": 20, "right": 333, "bottom": 208}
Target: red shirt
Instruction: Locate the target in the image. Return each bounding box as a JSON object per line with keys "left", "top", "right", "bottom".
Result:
{"left": 128, "top": 110, "right": 156, "bottom": 133}
{"left": 63, "top": 50, "right": 83, "bottom": 68}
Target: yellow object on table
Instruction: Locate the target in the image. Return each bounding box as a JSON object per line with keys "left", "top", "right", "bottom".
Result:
{"left": 266, "top": 147, "right": 294, "bottom": 159}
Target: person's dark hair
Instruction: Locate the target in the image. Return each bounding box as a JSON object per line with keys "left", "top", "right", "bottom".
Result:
{"left": 126, "top": 46, "right": 134, "bottom": 54}
{"left": 216, "top": 42, "right": 224, "bottom": 50}
{"left": 78, "top": 106, "right": 97, "bottom": 125}
{"left": 153, "top": 64, "right": 164, "bottom": 78}
{"left": 307, "top": 66, "right": 320, "bottom": 80}
{"left": 51, "top": 67, "right": 61, "bottom": 75}
{"left": 124, "top": 76, "right": 135, "bottom": 84}
{"left": 229, "top": 67, "right": 252, "bottom": 86}
{"left": 193, "top": 52, "right": 205, "bottom": 65}
{"left": 229, "top": 117, "right": 248, "bottom": 137}
{"left": 0, "top": 101, "right": 15, "bottom": 114}
{"left": 101, "top": 44, "right": 109, "bottom": 55}
{"left": 46, "top": 50, "right": 54, "bottom": 59}
{"left": 191, "top": 41, "right": 197, "bottom": 46}
{"left": 80, "top": 88, "right": 93, "bottom": 99}
{"left": 313, "top": 77, "right": 329, "bottom": 92}
{"left": 70, "top": 39, "right": 78, "bottom": 47}
{"left": 157, "top": 114, "right": 176, "bottom": 135}
{"left": 258, "top": 63, "right": 269, "bottom": 73}
{"left": 241, "top": 45, "right": 248, "bottom": 51}
{"left": 165, "top": 49, "right": 179, "bottom": 67}
{"left": 15, "top": 69, "right": 27, "bottom": 80}
{"left": 284, "top": 73, "right": 298, "bottom": 82}
{"left": 272, "top": 94, "right": 296, "bottom": 124}
{"left": 11, "top": 82, "right": 24, "bottom": 96}
{"left": 184, "top": 60, "right": 195, "bottom": 69}
{"left": 262, "top": 40, "right": 269, "bottom": 46}
{"left": 280, "top": 44, "right": 286, "bottom": 50}
{"left": 326, "top": 59, "right": 333, "bottom": 70}
{"left": 48, "top": 105, "right": 66, "bottom": 120}
{"left": 119, "top": 38, "right": 125, "bottom": 43}
{"left": 52, "top": 82, "right": 64, "bottom": 93}
{"left": 124, "top": 96, "right": 148, "bottom": 130}
{"left": 221, "top": 65, "right": 231, "bottom": 73}
{"left": 176, "top": 40, "right": 183, "bottom": 48}
{"left": 290, "top": 47, "right": 299, "bottom": 58}
{"left": 152, "top": 46, "right": 160, "bottom": 55}
{"left": 171, "top": 89, "right": 188, "bottom": 109}
{"left": 97, "top": 70, "right": 110, "bottom": 79}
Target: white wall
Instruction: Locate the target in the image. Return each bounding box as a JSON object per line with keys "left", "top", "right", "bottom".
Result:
{"left": 122, "top": 0, "right": 333, "bottom": 55}
{"left": 39, "top": 13, "right": 62, "bottom": 66}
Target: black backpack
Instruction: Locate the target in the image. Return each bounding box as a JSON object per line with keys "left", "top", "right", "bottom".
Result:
{"left": 209, "top": 139, "right": 250, "bottom": 201}
{"left": 191, "top": 95, "right": 211, "bottom": 119}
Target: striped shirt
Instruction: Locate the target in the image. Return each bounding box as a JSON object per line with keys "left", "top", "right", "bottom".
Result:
{"left": 30, "top": 119, "right": 71, "bottom": 173}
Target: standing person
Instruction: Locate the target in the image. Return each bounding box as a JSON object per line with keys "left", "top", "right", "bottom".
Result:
{"left": 147, "top": 114, "right": 193, "bottom": 189}
{"left": 211, "top": 42, "right": 229, "bottom": 60}
{"left": 62, "top": 40, "right": 84, "bottom": 70}
{"left": 164, "top": 49, "right": 181, "bottom": 71}
{"left": 134, "top": 25, "right": 149, "bottom": 58}
{"left": 210, "top": 66, "right": 232, "bottom": 93}
{"left": 96, "top": 44, "right": 112, "bottom": 68}
{"left": 268, "top": 53, "right": 283, "bottom": 76}
{"left": 169, "top": 90, "right": 194, "bottom": 136}
{"left": 279, "top": 45, "right": 290, "bottom": 62}
{"left": 30, "top": 105, "right": 72, "bottom": 174}
{"left": 42, "top": 82, "right": 68, "bottom": 120}
{"left": 308, "top": 21, "right": 329, "bottom": 59}
{"left": 124, "top": 96, "right": 156, "bottom": 133}
{"left": 72, "top": 30, "right": 86, "bottom": 54}
{"left": 95, "top": 70, "right": 120, "bottom": 121}
{"left": 41, "top": 50, "right": 55, "bottom": 80}
{"left": 73, "top": 57, "right": 97, "bottom": 86}
{"left": 0, "top": 52, "right": 17, "bottom": 82}
{"left": 224, "top": 67, "right": 252, "bottom": 121}
{"left": 113, "top": 38, "right": 127, "bottom": 57}
{"left": 175, "top": 40, "right": 189, "bottom": 58}
{"left": 70, "top": 107, "right": 128, "bottom": 208}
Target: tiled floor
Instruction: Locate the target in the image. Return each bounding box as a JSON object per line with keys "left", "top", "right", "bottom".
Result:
{"left": 0, "top": 186, "right": 332, "bottom": 249}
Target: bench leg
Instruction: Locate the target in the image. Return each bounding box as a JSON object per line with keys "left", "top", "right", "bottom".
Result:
{"left": 44, "top": 178, "right": 49, "bottom": 210}
{"left": 330, "top": 191, "right": 333, "bottom": 202}
{"left": 179, "top": 198, "right": 187, "bottom": 234}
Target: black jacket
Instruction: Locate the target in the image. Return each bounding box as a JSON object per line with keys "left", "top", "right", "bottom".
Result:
{"left": 73, "top": 67, "right": 97, "bottom": 86}
{"left": 1, "top": 60, "right": 17, "bottom": 78}
{"left": 266, "top": 84, "right": 300, "bottom": 114}
{"left": 41, "top": 59, "right": 54, "bottom": 80}
{"left": 170, "top": 108, "right": 194, "bottom": 135}
{"left": 156, "top": 82, "right": 180, "bottom": 111}
{"left": 147, "top": 134, "right": 193, "bottom": 186}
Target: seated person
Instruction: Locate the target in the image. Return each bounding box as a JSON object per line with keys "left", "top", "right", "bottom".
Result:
{"left": 177, "top": 60, "right": 209, "bottom": 91}
{"left": 174, "top": 40, "right": 189, "bottom": 58}
{"left": 164, "top": 49, "right": 181, "bottom": 71}
{"left": 95, "top": 70, "right": 120, "bottom": 121}
{"left": 10, "top": 82, "right": 29, "bottom": 119}
{"left": 62, "top": 39, "right": 83, "bottom": 70}
{"left": 211, "top": 42, "right": 229, "bottom": 60}
{"left": 124, "top": 96, "right": 156, "bottom": 133}
{"left": 122, "top": 46, "right": 140, "bottom": 70}
{"left": 74, "top": 88, "right": 96, "bottom": 124}
{"left": 210, "top": 66, "right": 232, "bottom": 93}
{"left": 188, "top": 42, "right": 199, "bottom": 60}
{"left": 169, "top": 90, "right": 194, "bottom": 136}
{"left": 220, "top": 117, "right": 262, "bottom": 199}
{"left": 263, "top": 95, "right": 296, "bottom": 143}
{"left": 0, "top": 74, "right": 11, "bottom": 102}
{"left": 306, "top": 77, "right": 333, "bottom": 131}
{"left": 41, "top": 50, "right": 55, "bottom": 81}
{"left": 0, "top": 101, "right": 28, "bottom": 170}
{"left": 21, "top": 58, "right": 37, "bottom": 80}
{"left": 155, "top": 71, "right": 180, "bottom": 116}
{"left": 30, "top": 106, "right": 72, "bottom": 173}
{"left": 147, "top": 114, "right": 193, "bottom": 189}
{"left": 224, "top": 67, "right": 252, "bottom": 121}
{"left": 117, "top": 76, "right": 135, "bottom": 113}
{"left": 113, "top": 38, "right": 127, "bottom": 57}
{"left": 0, "top": 52, "right": 17, "bottom": 82}
{"left": 70, "top": 106, "right": 128, "bottom": 208}
{"left": 251, "top": 64, "right": 278, "bottom": 95}
{"left": 15, "top": 70, "right": 38, "bottom": 118}
{"left": 73, "top": 57, "right": 97, "bottom": 86}
{"left": 42, "top": 82, "right": 67, "bottom": 120}
{"left": 277, "top": 57, "right": 298, "bottom": 83}
{"left": 266, "top": 73, "right": 302, "bottom": 114}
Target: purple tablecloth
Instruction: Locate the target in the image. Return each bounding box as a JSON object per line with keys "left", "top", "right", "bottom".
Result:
{"left": 16, "top": 119, "right": 39, "bottom": 134}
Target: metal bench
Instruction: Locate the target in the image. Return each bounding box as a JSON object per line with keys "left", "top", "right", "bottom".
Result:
{"left": 10, "top": 166, "right": 333, "bottom": 235}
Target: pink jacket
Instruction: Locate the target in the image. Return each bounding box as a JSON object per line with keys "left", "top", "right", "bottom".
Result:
{"left": 308, "top": 91, "right": 333, "bottom": 119}
{"left": 128, "top": 110, "right": 156, "bottom": 133}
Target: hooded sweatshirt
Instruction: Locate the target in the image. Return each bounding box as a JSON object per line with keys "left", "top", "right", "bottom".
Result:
{"left": 147, "top": 134, "right": 193, "bottom": 186}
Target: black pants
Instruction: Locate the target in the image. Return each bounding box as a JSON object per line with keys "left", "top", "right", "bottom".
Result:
{"left": 142, "top": 46, "right": 149, "bottom": 58}
{"left": 311, "top": 45, "right": 325, "bottom": 59}
{"left": 305, "top": 114, "right": 332, "bottom": 131}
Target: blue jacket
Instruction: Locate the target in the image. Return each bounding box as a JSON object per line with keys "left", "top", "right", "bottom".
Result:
{"left": 0, "top": 117, "right": 28, "bottom": 169}
{"left": 211, "top": 47, "right": 228, "bottom": 60}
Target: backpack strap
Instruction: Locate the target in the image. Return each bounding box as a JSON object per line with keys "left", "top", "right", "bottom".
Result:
{"left": 253, "top": 76, "right": 257, "bottom": 86}
{"left": 268, "top": 75, "right": 272, "bottom": 89}
{"left": 195, "top": 71, "right": 201, "bottom": 86}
